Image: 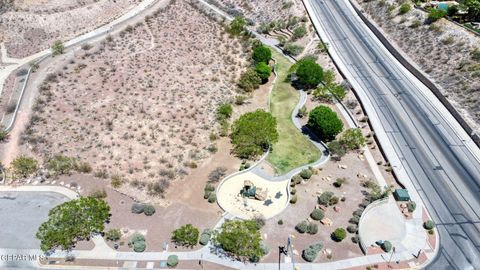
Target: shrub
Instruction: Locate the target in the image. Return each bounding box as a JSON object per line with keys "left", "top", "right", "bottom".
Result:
{"left": 339, "top": 128, "right": 365, "bottom": 150}
{"left": 278, "top": 219, "right": 284, "bottom": 225}
{"left": 89, "top": 189, "right": 107, "bottom": 199}
{"left": 283, "top": 43, "right": 304, "bottom": 56}
{"left": 302, "top": 242, "right": 323, "bottom": 262}
{"left": 46, "top": 155, "right": 77, "bottom": 175}
{"left": 238, "top": 69, "right": 262, "bottom": 92}
{"left": 208, "top": 167, "right": 227, "bottom": 183}
{"left": 347, "top": 225, "right": 358, "bottom": 233}
{"left": 299, "top": 168, "right": 313, "bottom": 179}
{"left": 172, "top": 224, "right": 199, "bottom": 247}
{"left": 318, "top": 191, "right": 334, "bottom": 206}
{"left": 207, "top": 193, "right": 217, "bottom": 203}
{"left": 351, "top": 236, "right": 360, "bottom": 243}
{"left": 349, "top": 215, "right": 360, "bottom": 224}
{"left": 295, "top": 220, "right": 309, "bottom": 233}
{"left": 333, "top": 178, "right": 347, "bottom": 188}
{"left": 199, "top": 229, "right": 212, "bottom": 245}
{"left": 308, "top": 105, "right": 343, "bottom": 141}
{"left": 252, "top": 46, "right": 272, "bottom": 63}
{"left": 295, "top": 58, "right": 324, "bottom": 88}
{"left": 76, "top": 162, "right": 92, "bottom": 173}
{"left": 235, "top": 95, "right": 247, "bottom": 105}
{"left": 329, "top": 196, "right": 340, "bottom": 205}
{"left": 167, "top": 255, "right": 178, "bottom": 267}
{"left": 51, "top": 40, "right": 65, "bottom": 56}
{"left": 255, "top": 62, "right": 272, "bottom": 81}
{"left": 217, "top": 103, "right": 233, "bottom": 120}
{"left": 332, "top": 228, "right": 347, "bottom": 242}
{"left": 327, "top": 140, "right": 346, "bottom": 161}
{"left": 0, "top": 130, "right": 8, "bottom": 142}
{"left": 292, "top": 25, "right": 307, "bottom": 40}
{"left": 228, "top": 16, "right": 247, "bottom": 35}
{"left": 111, "top": 175, "right": 124, "bottom": 188}
{"left": 290, "top": 194, "right": 298, "bottom": 204}
{"left": 310, "top": 209, "right": 325, "bottom": 221}
{"left": 230, "top": 110, "right": 278, "bottom": 158}
{"left": 427, "top": 9, "right": 446, "bottom": 23}
{"left": 399, "top": 3, "right": 411, "bottom": 14}
{"left": 129, "top": 233, "right": 146, "bottom": 252}
{"left": 307, "top": 223, "right": 318, "bottom": 235}
{"left": 382, "top": 240, "right": 392, "bottom": 252}
{"left": 424, "top": 220, "right": 435, "bottom": 230}
{"left": 407, "top": 201, "right": 416, "bottom": 212}
{"left": 10, "top": 155, "right": 38, "bottom": 178}
{"left": 131, "top": 203, "right": 146, "bottom": 214}
{"left": 105, "top": 229, "right": 122, "bottom": 241}
{"left": 143, "top": 204, "right": 156, "bottom": 216}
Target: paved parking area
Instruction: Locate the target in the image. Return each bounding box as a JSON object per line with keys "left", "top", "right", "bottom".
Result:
{"left": 0, "top": 191, "right": 69, "bottom": 249}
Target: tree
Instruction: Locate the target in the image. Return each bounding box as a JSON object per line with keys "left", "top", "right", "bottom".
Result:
{"left": 307, "top": 105, "right": 343, "bottom": 141}
{"left": 51, "top": 41, "right": 65, "bottom": 56}
{"left": 217, "top": 103, "right": 233, "bottom": 121}
{"left": 427, "top": 8, "right": 447, "bottom": 23}
{"left": 399, "top": 3, "right": 411, "bottom": 15}
{"left": 462, "top": 0, "right": 480, "bottom": 21}
{"left": 255, "top": 62, "right": 271, "bottom": 81}
{"left": 172, "top": 224, "right": 199, "bottom": 247}
{"left": 212, "top": 220, "right": 264, "bottom": 261}
{"left": 36, "top": 197, "right": 110, "bottom": 252}
{"left": 339, "top": 128, "right": 365, "bottom": 150}
{"left": 228, "top": 16, "right": 247, "bottom": 35}
{"left": 238, "top": 69, "right": 262, "bottom": 92}
{"left": 10, "top": 155, "right": 38, "bottom": 178}
{"left": 230, "top": 110, "right": 278, "bottom": 158}
{"left": 295, "top": 58, "right": 324, "bottom": 89}
{"left": 252, "top": 46, "right": 272, "bottom": 64}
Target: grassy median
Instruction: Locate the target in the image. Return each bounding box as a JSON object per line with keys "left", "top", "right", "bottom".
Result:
{"left": 266, "top": 50, "right": 320, "bottom": 175}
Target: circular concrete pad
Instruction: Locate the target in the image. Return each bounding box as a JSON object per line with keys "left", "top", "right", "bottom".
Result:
{"left": 217, "top": 171, "right": 289, "bottom": 219}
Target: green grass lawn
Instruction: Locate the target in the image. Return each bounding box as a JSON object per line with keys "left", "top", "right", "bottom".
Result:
{"left": 266, "top": 50, "right": 321, "bottom": 175}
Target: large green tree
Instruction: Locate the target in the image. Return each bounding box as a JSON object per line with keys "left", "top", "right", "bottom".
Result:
{"left": 307, "top": 105, "right": 343, "bottom": 141}
{"left": 255, "top": 62, "right": 272, "bottom": 81}
{"left": 230, "top": 110, "right": 278, "bottom": 158}
{"left": 36, "top": 197, "right": 110, "bottom": 252}
{"left": 252, "top": 46, "right": 272, "bottom": 64}
{"left": 213, "top": 220, "right": 264, "bottom": 261}
{"left": 295, "top": 58, "right": 324, "bottom": 89}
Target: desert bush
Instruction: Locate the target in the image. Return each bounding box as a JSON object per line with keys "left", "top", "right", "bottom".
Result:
{"left": 290, "top": 194, "right": 298, "bottom": 204}
{"left": 327, "top": 140, "right": 346, "bottom": 161}
{"left": 51, "top": 41, "right": 65, "bottom": 56}
{"left": 143, "top": 204, "right": 156, "bottom": 216}
{"left": 199, "top": 229, "right": 212, "bottom": 245}
{"left": 128, "top": 233, "right": 146, "bottom": 252}
{"left": 297, "top": 106, "right": 307, "bottom": 118}
{"left": 347, "top": 225, "right": 358, "bottom": 233}
{"left": 292, "top": 25, "right": 307, "bottom": 40}
{"left": 302, "top": 242, "right": 323, "bottom": 262}
{"left": 407, "top": 201, "right": 416, "bottom": 212}
{"left": 76, "top": 162, "right": 92, "bottom": 173}
{"left": 148, "top": 179, "right": 170, "bottom": 196}
{"left": 207, "top": 193, "right": 217, "bottom": 203}
{"left": 172, "top": 224, "right": 199, "bottom": 247}
{"left": 89, "top": 189, "right": 107, "bottom": 199}
{"left": 318, "top": 191, "right": 334, "bottom": 206}
{"left": 208, "top": 167, "right": 227, "bottom": 182}
{"left": 349, "top": 215, "right": 360, "bottom": 225}
{"left": 105, "top": 229, "right": 122, "bottom": 241}
{"left": 81, "top": 43, "right": 92, "bottom": 50}
{"left": 382, "top": 240, "right": 392, "bottom": 252}
{"left": 424, "top": 220, "right": 435, "bottom": 230}
{"left": 235, "top": 95, "right": 247, "bottom": 105}
{"left": 131, "top": 202, "right": 146, "bottom": 214}
{"left": 307, "top": 223, "right": 318, "bottom": 235}
{"left": 217, "top": 103, "right": 233, "bottom": 121}
{"left": 283, "top": 43, "right": 304, "bottom": 56}
{"left": 399, "top": 3, "right": 411, "bottom": 14}
{"left": 94, "top": 169, "right": 108, "bottom": 179}
{"left": 238, "top": 69, "right": 262, "bottom": 92}
{"left": 310, "top": 209, "right": 325, "bottom": 221}
{"left": 339, "top": 128, "right": 365, "bottom": 150}
{"left": 46, "top": 155, "right": 77, "bottom": 175}
{"left": 331, "top": 228, "right": 347, "bottom": 242}
{"left": 308, "top": 105, "right": 343, "bottom": 141}
{"left": 167, "top": 255, "right": 178, "bottom": 267}
{"left": 295, "top": 220, "right": 309, "bottom": 233}
{"left": 334, "top": 177, "right": 347, "bottom": 188}
{"left": 228, "top": 16, "right": 247, "bottom": 35}
{"left": 351, "top": 235, "right": 360, "bottom": 243}
{"left": 10, "top": 155, "right": 38, "bottom": 178}
{"left": 111, "top": 175, "right": 124, "bottom": 188}
{"left": 299, "top": 168, "right": 313, "bottom": 179}
{"left": 427, "top": 9, "right": 446, "bottom": 23}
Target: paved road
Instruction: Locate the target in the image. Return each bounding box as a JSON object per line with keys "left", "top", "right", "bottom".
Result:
{"left": 305, "top": 0, "right": 480, "bottom": 269}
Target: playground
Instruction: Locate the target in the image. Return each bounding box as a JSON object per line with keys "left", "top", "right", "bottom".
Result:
{"left": 216, "top": 171, "right": 289, "bottom": 219}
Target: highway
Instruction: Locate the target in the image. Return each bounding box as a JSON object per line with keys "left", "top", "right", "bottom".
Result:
{"left": 304, "top": 0, "right": 480, "bottom": 269}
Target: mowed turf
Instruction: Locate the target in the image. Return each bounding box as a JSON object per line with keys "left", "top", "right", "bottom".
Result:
{"left": 266, "top": 50, "right": 320, "bottom": 175}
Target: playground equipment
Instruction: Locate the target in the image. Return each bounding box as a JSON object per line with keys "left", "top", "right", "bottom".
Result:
{"left": 241, "top": 180, "right": 268, "bottom": 201}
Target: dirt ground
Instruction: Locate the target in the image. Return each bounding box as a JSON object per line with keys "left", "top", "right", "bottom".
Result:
{"left": 357, "top": 0, "right": 480, "bottom": 132}
{"left": 19, "top": 0, "right": 251, "bottom": 203}
{"left": 0, "top": 0, "right": 139, "bottom": 58}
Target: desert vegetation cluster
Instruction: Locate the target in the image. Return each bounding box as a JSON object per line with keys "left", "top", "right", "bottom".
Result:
{"left": 0, "top": 0, "right": 138, "bottom": 58}
{"left": 359, "top": 0, "right": 480, "bottom": 131}
{"left": 20, "top": 0, "right": 249, "bottom": 202}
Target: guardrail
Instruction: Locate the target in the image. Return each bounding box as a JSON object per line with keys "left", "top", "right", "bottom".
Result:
{"left": 350, "top": 1, "right": 480, "bottom": 148}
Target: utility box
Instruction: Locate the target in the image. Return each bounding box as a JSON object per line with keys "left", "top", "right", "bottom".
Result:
{"left": 393, "top": 189, "right": 410, "bottom": 201}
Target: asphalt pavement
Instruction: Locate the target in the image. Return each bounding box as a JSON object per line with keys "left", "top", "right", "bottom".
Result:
{"left": 304, "top": 0, "right": 480, "bottom": 269}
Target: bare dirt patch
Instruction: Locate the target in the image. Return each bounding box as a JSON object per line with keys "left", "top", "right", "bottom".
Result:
{"left": 0, "top": 0, "right": 139, "bottom": 58}
{"left": 20, "top": 0, "right": 249, "bottom": 203}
